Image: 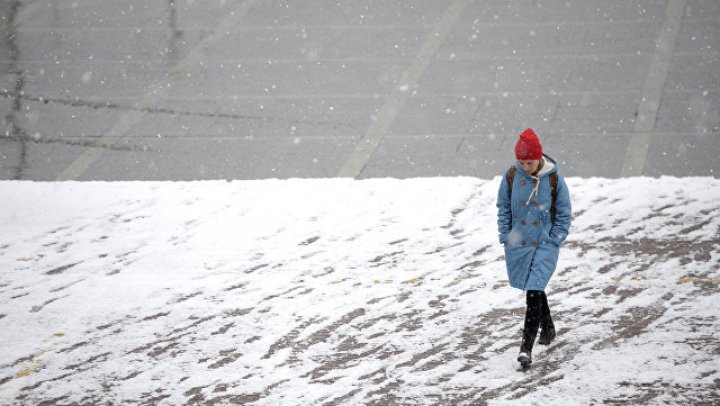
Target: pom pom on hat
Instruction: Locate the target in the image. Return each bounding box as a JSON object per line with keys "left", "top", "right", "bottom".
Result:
{"left": 515, "top": 128, "right": 543, "bottom": 160}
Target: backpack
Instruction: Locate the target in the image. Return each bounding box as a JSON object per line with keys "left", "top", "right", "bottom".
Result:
{"left": 506, "top": 166, "right": 558, "bottom": 223}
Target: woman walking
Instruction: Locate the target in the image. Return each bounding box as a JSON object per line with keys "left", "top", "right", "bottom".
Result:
{"left": 496, "top": 128, "right": 572, "bottom": 369}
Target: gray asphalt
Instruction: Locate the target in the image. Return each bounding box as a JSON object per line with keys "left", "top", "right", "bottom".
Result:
{"left": 1, "top": 0, "right": 718, "bottom": 181}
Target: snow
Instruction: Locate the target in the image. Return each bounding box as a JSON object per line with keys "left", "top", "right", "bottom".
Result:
{"left": 1, "top": 177, "right": 719, "bottom": 404}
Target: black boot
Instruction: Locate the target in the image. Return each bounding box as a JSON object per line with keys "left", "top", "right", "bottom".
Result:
{"left": 538, "top": 318, "right": 556, "bottom": 345}
{"left": 518, "top": 290, "right": 543, "bottom": 368}
{"left": 538, "top": 292, "right": 556, "bottom": 345}
{"left": 517, "top": 328, "right": 535, "bottom": 369}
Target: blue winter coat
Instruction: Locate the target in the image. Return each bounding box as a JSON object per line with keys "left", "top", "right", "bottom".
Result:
{"left": 496, "top": 155, "right": 571, "bottom": 291}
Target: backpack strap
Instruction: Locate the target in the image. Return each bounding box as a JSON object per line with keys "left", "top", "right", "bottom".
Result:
{"left": 506, "top": 166, "right": 516, "bottom": 193}
{"left": 550, "top": 172, "right": 558, "bottom": 223}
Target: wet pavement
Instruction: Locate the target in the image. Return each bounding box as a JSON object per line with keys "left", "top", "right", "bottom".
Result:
{"left": 1, "top": 0, "right": 719, "bottom": 181}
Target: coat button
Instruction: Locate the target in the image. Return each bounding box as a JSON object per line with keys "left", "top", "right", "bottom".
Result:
{"left": 521, "top": 240, "right": 526, "bottom": 246}
{"left": 521, "top": 220, "right": 527, "bottom": 225}
{"left": 531, "top": 242, "right": 538, "bottom": 247}
{"left": 532, "top": 221, "right": 539, "bottom": 227}
{"left": 520, "top": 179, "right": 526, "bottom": 186}
{"left": 521, "top": 201, "right": 527, "bottom": 206}
{"left": 531, "top": 201, "right": 538, "bottom": 207}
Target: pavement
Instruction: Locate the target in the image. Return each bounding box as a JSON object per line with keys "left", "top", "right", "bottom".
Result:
{"left": 1, "top": 177, "right": 719, "bottom": 404}
{"left": 1, "top": 0, "right": 719, "bottom": 181}
{"left": 1, "top": 2, "right": 720, "bottom": 404}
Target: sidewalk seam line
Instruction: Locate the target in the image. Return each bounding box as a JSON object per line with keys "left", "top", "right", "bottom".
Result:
{"left": 621, "top": 0, "right": 685, "bottom": 177}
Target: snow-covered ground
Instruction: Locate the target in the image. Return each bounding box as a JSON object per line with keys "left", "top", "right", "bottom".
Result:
{"left": 1, "top": 177, "right": 719, "bottom": 405}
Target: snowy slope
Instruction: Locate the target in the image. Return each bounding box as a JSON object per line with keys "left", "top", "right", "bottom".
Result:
{"left": 1, "top": 177, "right": 719, "bottom": 405}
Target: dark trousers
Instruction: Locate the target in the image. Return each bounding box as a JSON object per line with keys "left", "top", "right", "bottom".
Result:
{"left": 521, "top": 290, "right": 551, "bottom": 353}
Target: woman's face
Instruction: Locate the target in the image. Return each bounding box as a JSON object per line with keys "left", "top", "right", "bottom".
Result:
{"left": 518, "top": 159, "right": 541, "bottom": 175}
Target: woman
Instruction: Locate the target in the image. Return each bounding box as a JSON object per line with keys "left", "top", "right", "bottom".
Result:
{"left": 496, "top": 128, "right": 572, "bottom": 369}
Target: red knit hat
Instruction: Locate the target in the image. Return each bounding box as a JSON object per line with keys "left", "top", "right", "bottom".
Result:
{"left": 515, "top": 128, "right": 543, "bottom": 160}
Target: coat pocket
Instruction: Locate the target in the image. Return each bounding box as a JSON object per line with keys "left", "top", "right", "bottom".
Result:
{"left": 541, "top": 232, "right": 561, "bottom": 247}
